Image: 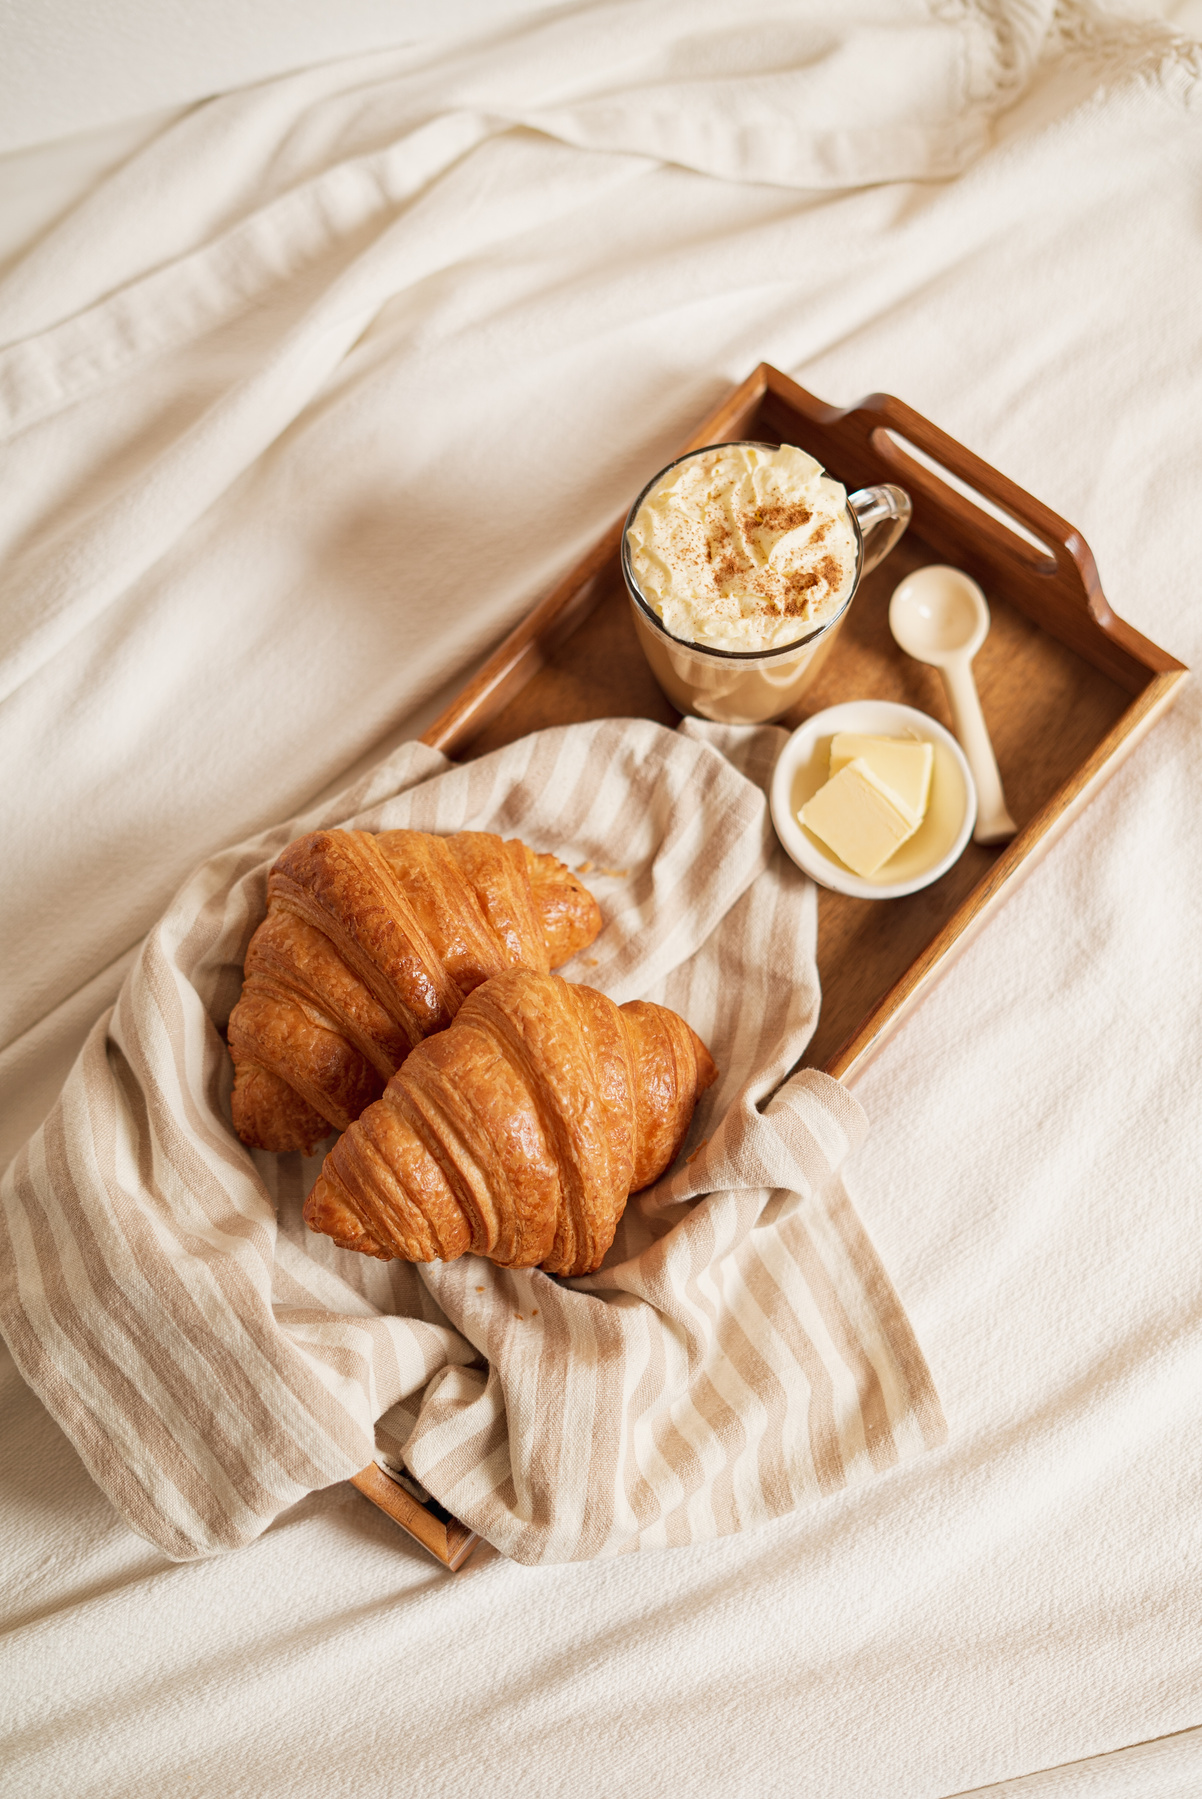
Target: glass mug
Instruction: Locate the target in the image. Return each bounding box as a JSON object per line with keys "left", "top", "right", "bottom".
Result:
{"left": 621, "top": 443, "right": 912, "bottom": 726}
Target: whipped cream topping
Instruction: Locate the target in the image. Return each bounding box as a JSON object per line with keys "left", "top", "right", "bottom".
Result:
{"left": 626, "top": 443, "right": 857, "bottom": 653}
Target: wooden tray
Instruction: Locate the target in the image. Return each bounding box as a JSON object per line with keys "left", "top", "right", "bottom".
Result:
{"left": 351, "top": 1463, "right": 479, "bottom": 1571}
{"left": 355, "top": 364, "right": 1187, "bottom": 1564}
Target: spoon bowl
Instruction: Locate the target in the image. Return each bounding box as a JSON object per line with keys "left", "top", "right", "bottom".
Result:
{"left": 889, "top": 566, "right": 989, "bottom": 665}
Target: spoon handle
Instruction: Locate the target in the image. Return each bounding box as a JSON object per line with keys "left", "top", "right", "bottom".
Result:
{"left": 940, "top": 658, "right": 1017, "bottom": 845}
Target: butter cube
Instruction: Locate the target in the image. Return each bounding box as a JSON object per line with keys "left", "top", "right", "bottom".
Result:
{"left": 829, "top": 733, "right": 933, "bottom": 818}
{"left": 800, "top": 757, "right": 922, "bottom": 878}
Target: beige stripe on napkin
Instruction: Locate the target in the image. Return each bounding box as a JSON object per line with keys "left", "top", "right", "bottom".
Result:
{"left": 1, "top": 717, "right": 943, "bottom": 1562}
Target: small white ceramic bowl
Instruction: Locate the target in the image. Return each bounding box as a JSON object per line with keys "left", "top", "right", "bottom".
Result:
{"left": 770, "top": 700, "right": 977, "bottom": 899}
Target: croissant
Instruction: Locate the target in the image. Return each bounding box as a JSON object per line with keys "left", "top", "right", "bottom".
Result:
{"left": 303, "top": 969, "right": 717, "bottom": 1276}
{"left": 228, "top": 829, "right": 602, "bottom": 1155}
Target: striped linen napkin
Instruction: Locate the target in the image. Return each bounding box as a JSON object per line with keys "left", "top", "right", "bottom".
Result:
{"left": 0, "top": 717, "right": 943, "bottom": 1562}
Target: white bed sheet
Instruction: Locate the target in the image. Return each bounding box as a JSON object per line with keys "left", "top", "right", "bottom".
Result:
{"left": 0, "top": 1, "right": 571, "bottom": 155}
{"left": 2, "top": 5, "right": 1202, "bottom": 1795}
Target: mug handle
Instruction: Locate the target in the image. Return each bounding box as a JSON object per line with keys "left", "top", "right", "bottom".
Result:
{"left": 848, "top": 484, "right": 912, "bottom": 575}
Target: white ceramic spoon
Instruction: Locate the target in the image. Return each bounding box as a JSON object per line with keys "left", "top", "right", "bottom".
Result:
{"left": 888, "top": 566, "right": 1017, "bottom": 846}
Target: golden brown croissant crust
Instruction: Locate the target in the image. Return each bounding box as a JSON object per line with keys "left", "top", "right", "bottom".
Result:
{"left": 303, "top": 969, "right": 718, "bottom": 1277}
{"left": 228, "top": 830, "right": 602, "bottom": 1155}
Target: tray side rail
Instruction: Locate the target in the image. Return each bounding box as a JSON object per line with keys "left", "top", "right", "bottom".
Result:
{"left": 823, "top": 665, "right": 1185, "bottom": 1083}
{"left": 421, "top": 370, "right": 774, "bottom": 756}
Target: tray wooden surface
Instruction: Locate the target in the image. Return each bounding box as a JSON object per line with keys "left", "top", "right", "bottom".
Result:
{"left": 356, "top": 365, "right": 1187, "bottom": 1566}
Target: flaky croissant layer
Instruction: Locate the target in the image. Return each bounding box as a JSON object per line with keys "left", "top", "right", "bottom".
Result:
{"left": 303, "top": 970, "right": 718, "bottom": 1277}
{"left": 228, "top": 828, "right": 601, "bottom": 1155}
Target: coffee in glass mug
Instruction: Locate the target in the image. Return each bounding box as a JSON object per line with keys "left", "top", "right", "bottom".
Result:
{"left": 622, "top": 442, "right": 911, "bottom": 725}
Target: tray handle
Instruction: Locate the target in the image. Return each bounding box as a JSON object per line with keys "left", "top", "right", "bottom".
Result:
{"left": 841, "top": 391, "right": 1111, "bottom": 621}
{"left": 759, "top": 372, "right": 1182, "bottom": 688}
{"left": 762, "top": 368, "right": 1146, "bottom": 673}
